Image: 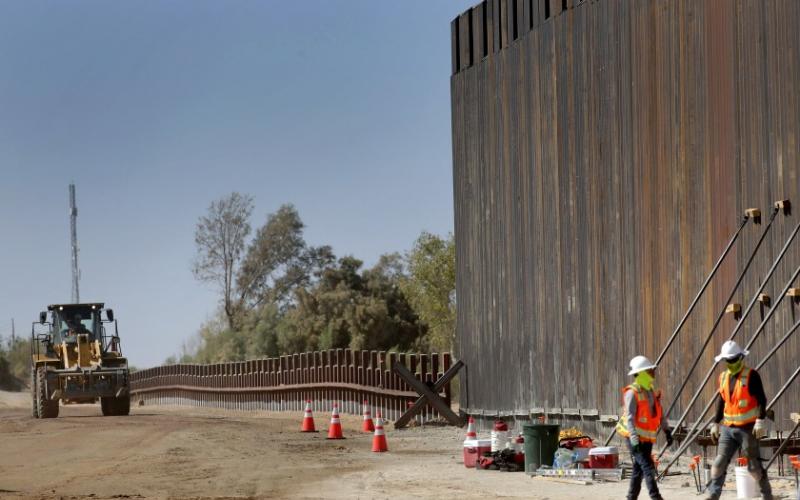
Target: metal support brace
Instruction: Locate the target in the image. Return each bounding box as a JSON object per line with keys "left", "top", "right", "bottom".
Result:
{"left": 766, "top": 417, "right": 800, "bottom": 470}
{"left": 393, "top": 360, "right": 464, "bottom": 428}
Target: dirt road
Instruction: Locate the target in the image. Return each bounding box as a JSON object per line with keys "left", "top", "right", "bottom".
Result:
{"left": 0, "top": 392, "right": 795, "bottom": 499}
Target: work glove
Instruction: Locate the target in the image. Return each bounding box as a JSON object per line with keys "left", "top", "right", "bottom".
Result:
{"left": 630, "top": 434, "right": 640, "bottom": 454}
{"left": 664, "top": 428, "right": 674, "bottom": 447}
{"left": 710, "top": 423, "right": 720, "bottom": 441}
{"left": 753, "top": 419, "right": 767, "bottom": 439}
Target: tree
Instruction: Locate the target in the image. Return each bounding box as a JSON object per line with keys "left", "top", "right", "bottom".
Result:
{"left": 236, "top": 204, "right": 334, "bottom": 311}
{"left": 277, "top": 257, "right": 363, "bottom": 353}
{"left": 356, "top": 253, "right": 424, "bottom": 350}
{"left": 181, "top": 311, "right": 245, "bottom": 363}
{"left": 192, "top": 192, "right": 254, "bottom": 329}
{"left": 400, "top": 232, "right": 456, "bottom": 351}
{"left": 278, "top": 255, "right": 425, "bottom": 353}
{"left": 0, "top": 338, "right": 30, "bottom": 390}
{"left": 184, "top": 198, "right": 447, "bottom": 362}
{"left": 240, "top": 304, "right": 281, "bottom": 358}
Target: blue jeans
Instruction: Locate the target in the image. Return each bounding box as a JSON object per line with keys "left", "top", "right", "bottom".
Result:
{"left": 626, "top": 439, "right": 662, "bottom": 500}
{"left": 707, "top": 425, "right": 773, "bottom": 499}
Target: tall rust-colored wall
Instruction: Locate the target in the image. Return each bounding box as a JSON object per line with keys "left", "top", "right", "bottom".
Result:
{"left": 451, "top": 0, "right": 800, "bottom": 432}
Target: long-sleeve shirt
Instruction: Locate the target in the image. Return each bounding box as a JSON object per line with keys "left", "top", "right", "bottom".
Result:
{"left": 623, "top": 387, "right": 670, "bottom": 440}
{"left": 712, "top": 367, "right": 767, "bottom": 426}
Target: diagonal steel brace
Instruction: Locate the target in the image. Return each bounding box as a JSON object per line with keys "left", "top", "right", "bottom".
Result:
{"left": 393, "top": 360, "right": 464, "bottom": 428}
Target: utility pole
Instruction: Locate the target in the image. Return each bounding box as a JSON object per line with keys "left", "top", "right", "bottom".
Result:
{"left": 11, "top": 318, "right": 14, "bottom": 343}
{"left": 70, "top": 183, "right": 80, "bottom": 303}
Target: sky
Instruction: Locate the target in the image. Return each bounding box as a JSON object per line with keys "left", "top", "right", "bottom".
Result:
{"left": 0, "top": 1, "right": 475, "bottom": 368}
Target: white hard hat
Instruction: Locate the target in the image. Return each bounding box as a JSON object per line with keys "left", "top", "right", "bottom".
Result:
{"left": 714, "top": 340, "right": 749, "bottom": 362}
{"left": 628, "top": 355, "right": 657, "bottom": 376}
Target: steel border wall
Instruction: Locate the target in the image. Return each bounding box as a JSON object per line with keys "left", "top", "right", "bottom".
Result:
{"left": 450, "top": 0, "right": 800, "bottom": 437}
{"left": 130, "top": 350, "right": 452, "bottom": 423}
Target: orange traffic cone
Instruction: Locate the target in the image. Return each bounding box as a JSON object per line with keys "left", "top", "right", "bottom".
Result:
{"left": 362, "top": 400, "right": 375, "bottom": 432}
{"left": 326, "top": 403, "right": 344, "bottom": 439}
{"left": 372, "top": 411, "right": 388, "bottom": 452}
{"left": 301, "top": 400, "right": 317, "bottom": 432}
{"left": 465, "top": 416, "right": 477, "bottom": 440}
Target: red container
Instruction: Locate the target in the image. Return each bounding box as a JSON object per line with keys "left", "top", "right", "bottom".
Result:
{"left": 463, "top": 439, "right": 491, "bottom": 468}
{"left": 588, "top": 447, "right": 619, "bottom": 469}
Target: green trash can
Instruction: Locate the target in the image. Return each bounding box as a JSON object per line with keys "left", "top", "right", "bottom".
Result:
{"left": 523, "top": 423, "right": 560, "bottom": 474}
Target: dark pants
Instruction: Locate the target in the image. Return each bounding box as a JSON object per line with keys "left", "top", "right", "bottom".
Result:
{"left": 707, "top": 425, "right": 772, "bottom": 499}
{"left": 626, "top": 439, "right": 662, "bottom": 500}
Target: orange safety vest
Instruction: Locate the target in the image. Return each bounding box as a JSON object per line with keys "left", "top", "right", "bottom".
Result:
{"left": 719, "top": 367, "right": 760, "bottom": 427}
{"left": 616, "top": 384, "right": 663, "bottom": 443}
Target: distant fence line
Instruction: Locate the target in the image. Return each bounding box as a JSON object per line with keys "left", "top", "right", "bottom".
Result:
{"left": 130, "top": 350, "right": 453, "bottom": 423}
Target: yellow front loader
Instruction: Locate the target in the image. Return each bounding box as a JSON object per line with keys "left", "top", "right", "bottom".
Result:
{"left": 31, "top": 303, "right": 130, "bottom": 418}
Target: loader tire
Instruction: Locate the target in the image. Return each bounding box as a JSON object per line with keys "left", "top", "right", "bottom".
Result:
{"left": 35, "top": 366, "right": 59, "bottom": 419}
{"left": 101, "top": 396, "right": 130, "bottom": 416}
{"left": 101, "top": 397, "right": 112, "bottom": 416}
{"left": 31, "top": 369, "right": 39, "bottom": 419}
{"left": 115, "top": 395, "right": 130, "bottom": 416}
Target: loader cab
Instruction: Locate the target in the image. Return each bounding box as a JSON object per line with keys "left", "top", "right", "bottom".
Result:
{"left": 48, "top": 303, "right": 103, "bottom": 345}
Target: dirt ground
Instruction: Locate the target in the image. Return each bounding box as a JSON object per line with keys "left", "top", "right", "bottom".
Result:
{"left": 0, "top": 392, "right": 796, "bottom": 499}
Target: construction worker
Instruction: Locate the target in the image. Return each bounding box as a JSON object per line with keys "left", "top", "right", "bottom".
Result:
{"left": 616, "top": 355, "right": 673, "bottom": 500}
{"left": 705, "top": 340, "right": 773, "bottom": 500}
{"left": 61, "top": 315, "right": 88, "bottom": 337}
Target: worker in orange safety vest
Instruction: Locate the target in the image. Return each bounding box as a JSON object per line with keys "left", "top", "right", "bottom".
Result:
{"left": 705, "top": 340, "right": 773, "bottom": 500}
{"left": 616, "top": 355, "right": 673, "bottom": 500}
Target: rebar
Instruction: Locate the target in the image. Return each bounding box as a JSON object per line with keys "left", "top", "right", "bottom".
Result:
{"left": 765, "top": 421, "right": 800, "bottom": 470}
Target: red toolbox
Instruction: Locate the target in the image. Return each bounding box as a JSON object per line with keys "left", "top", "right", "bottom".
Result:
{"left": 588, "top": 446, "right": 619, "bottom": 469}
{"left": 463, "top": 439, "right": 491, "bottom": 468}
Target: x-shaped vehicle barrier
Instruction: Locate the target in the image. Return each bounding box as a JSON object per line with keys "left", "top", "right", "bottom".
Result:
{"left": 392, "top": 360, "right": 464, "bottom": 428}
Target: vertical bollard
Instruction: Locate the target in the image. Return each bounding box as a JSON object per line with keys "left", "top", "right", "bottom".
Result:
{"left": 285, "top": 356, "right": 292, "bottom": 412}
{"left": 227, "top": 362, "right": 232, "bottom": 410}
{"left": 334, "top": 349, "right": 341, "bottom": 412}
{"left": 431, "top": 353, "right": 441, "bottom": 421}
{"left": 240, "top": 361, "right": 247, "bottom": 411}
{"left": 292, "top": 353, "right": 300, "bottom": 411}
{"left": 210, "top": 364, "right": 216, "bottom": 408}
{"left": 344, "top": 349, "right": 353, "bottom": 414}
{"left": 238, "top": 361, "right": 244, "bottom": 411}
{"left": 257, "top": 359, "right": 265, "bottom": 411}
{"left": 368, "top": 351, "right": 378, "bottom": 417}
{"left": 354, "top": 350, "right": 363, "bottom": 415}
{"left": 267, "top": 357, "right": 273, "bottom": 412}
{"left": 333, "top": 349, "right": 341, "bottom": 413}
{"left": 278, "top": 355, "right": 283, "bottom": 412}
{"left": 420, "top": 354, "right": 430, "bottom": 422}
{"left": 442, "top": 353, "right": 452, "bottom": 408}
{"left": 249, "top": 360, "right": 256, "bottom": 411}
{"left": 397, "top": 352, "right": 407, "bottom": 421}
{"left": 408, "top": 354, "right": 419, "bottom": 424}
{"left": 312, "top": 350, "right": 318, "bottom": 409}
{"left": 299, "top": 353, "right": 307, "bottom": 413}
{"left": 315, "top": 351, "right": 322, "bottom": 412}
{"left": 387, "top": 352, "right": 398, "bottom": 421}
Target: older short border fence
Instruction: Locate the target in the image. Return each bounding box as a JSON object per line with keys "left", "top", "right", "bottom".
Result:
{"left": 130, "top": 350, "right": 453, "bottom": 423}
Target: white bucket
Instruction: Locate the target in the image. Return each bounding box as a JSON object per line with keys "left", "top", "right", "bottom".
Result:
{"left": 734, "top": 466, "right": 757, "bottom": 499}
{"left": 490, "top": 430, "right": 509, "bottom": 452}
{"left": 511, "top": 434, "right": 524, "bottom": 453}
